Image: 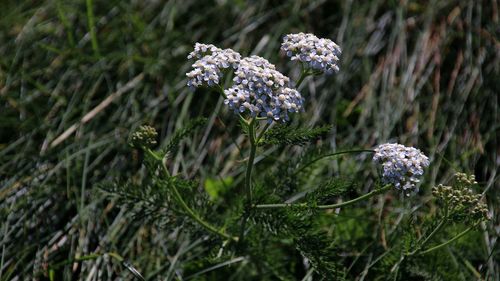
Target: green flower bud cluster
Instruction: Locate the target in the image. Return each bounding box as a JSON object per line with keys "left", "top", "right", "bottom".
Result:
{"left": 129, "top": 125, "right": 158, "bottom": 149}
{"left": 432, "top": 173, "right": 488, "bottom": 223}
{"left": 455, "top": 172, "right": 478, "bottom": 187}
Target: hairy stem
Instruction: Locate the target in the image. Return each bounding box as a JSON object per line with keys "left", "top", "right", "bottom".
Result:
{"left": 254, "top": 184, "right": 392, "bottom": 209}
{"left": 408, "top": 205, "right": 449, "bottom": 256}
{"left": 256, "top": 122, "right": 271, "bottom": 143}
{"left": 419, "top": 224, "right": 478, "bottom": 255}
{"left": 318, "top": 184, "right": 391, "bottom": 209}
{"left": 163, "top": 161, "right": 237, "bottom": 241}
{"left": 239, "top": 118, "right": 258, "bottom": 243}
{"left": 295, "top": 70, "right": 309, "bottom": 88}
{"left": 415, "top": 219, "right": 447, "bottom": 252}
{"left": 293, "top": 149, "right": 375, "bottom": 177}
{"left": 245, "top": 118, "right": 257, "bottom": 204}
{"left": 145, "top": 149, "right": 237, "bottom": 242}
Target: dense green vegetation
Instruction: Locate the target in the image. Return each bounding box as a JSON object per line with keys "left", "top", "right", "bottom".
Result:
{"left": 0, "top": 0, "right": 498, "bottom": 280}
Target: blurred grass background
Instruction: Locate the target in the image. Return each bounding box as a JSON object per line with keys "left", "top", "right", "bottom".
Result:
{"left": 0, "top": 0, "right": 498, "bottom": 280}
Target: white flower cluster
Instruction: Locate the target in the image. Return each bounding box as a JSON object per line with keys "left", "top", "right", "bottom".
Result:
{"left": 224, "top": 56, "right": 304, "bottom": 123}
{"left": 281, "top": 33, "right": 341, "bottom": 74}
{"left": 373, "top": 143, "right": 430, "bottom": 194}
{"left": 186, "top": 43, "right": 241, "bottom": 88}
{"left": 185, "top": 43, "right": 304, "bottom": 123}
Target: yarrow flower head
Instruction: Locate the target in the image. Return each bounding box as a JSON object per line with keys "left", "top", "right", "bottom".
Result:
{"left": 224, "top": 56, "right": 304, "bottom": 123}
{"left": 186, "top": 43, "right": 241, "bottom": 88}
{"left": 281, "top": 32, "right": 341, "bottom": 74}
{"left": 373, "top": 143, "right": 430, "bottom": 195}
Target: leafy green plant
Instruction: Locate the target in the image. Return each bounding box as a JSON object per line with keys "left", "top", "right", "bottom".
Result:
{"left": 107, "top": 34, "right": 489, "bottom": 280}
{"left": 1, "top": 1, "right": 497, "bottom": 280}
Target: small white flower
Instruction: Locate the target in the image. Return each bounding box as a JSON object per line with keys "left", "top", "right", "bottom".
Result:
{"left": 186, "top": 43, "right": 241, "bottom": 88}
{"left": 281, "top": 33, "right": 341, "bottom": 74}
{"left": 224, "top": 56, "right": 304, "bottom": 123}
{"left": 373, "top": 143, "right": 430, "bottom": 195}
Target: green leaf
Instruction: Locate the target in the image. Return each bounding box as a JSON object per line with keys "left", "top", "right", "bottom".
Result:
{"left": 259, "top": 124, "right": 332, "bottom": 146}
{"left": 204, "top": 176, "right": 234, "bottom": 201}
{"left": 296, "top": 232, "right": 346, "bottom": 279}
{"left": 306, "top": 178, "right": 354, "bottom": 204}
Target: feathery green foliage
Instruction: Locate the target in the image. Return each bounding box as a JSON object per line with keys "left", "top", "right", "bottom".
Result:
{"left": 1, "top": 0, "right": 498, "bottom": 280}
{"left": 259, "top": 124, "right": 332, "bottom": 146}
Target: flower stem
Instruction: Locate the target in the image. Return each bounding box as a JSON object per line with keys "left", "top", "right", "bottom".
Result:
{"left": 295, "top": 70, "right": 309, "bottom": 88}
{"left": 412, "top": 218, "right": 447, "bottom": 254}
{"left": 245, "top": 118, "right": 257, "bottom": 205}
{"left": 318, "top": 184, "right": 391, "bottom": 209}
{"left": 256, "top": 122, "right": 271, "bottom": 143}
{"left": 215, "top": 84, "right": 227, "bottom": 99}
{"left": 238, "top": 118, "right": 258, "bottom": 243}
{"left": 145, "top": 149, "right": 237, "bottom": 242}
{"left": 292, "top": 149, "right": 375, "bottom": 177}
{"left": 418, "top": 224, "right": 478, "bottom": 255}
{"left": 407, "top": 205, "right": 449, "bottom": 256}
{"left": 254, "top": 184, "right": 392, "bottom": 209}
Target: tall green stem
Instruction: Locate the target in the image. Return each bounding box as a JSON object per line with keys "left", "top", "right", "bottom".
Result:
{"left": 254, "top": 184, "right": 392, "bottom": 209}
{"left": 419, "top": 225, "right": 476, "bottom": 255}
{"left": 238, "top": 118, "right": 258, "bottom": 243}
{"left": 293, "top": 149, "right": 375, "bottom": 177}
{"left": 256, "top": 122, "right": 271, "bottom": 143}
{"left": 408, "top": 205, "right": 449, "bottom": 256}
{"left": 245, "top": 118, "right": 257, "bottom": 205}
{"left": 295, "top": 66, "right": 325, "bottom": 88}
{"left": 145, "top": 149, "right": 237, "bottom": 242}
{"left": 295, "top": 70, "right": 309, "bottom": 88}
{"left": 318, "top": 185, "right": 390, "bottom": 209}
{"left": 413, "top": 219, "right": 446, "bottom": 253}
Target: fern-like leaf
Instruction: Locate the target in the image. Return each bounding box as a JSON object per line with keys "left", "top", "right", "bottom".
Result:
{"left": 259, "top": 124, "right": 332, "bottom": 146}
{"left": 296, "top": 232, "right": 346, "bottom": 280}
{"left": 305, "top": 178, "right": 355, "bottom": 205}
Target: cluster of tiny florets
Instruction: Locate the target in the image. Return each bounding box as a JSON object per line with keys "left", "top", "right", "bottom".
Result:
{"left": 432, "top": 173, "right": 488, "bottom": 223}
{"left": 130, "top": 125, "right": 158, "bottom": 148}
{"left": 373, "top": 143, "right": 430, "bottom": 194}
{"left": 186, "top": 43, "right": 241, "bottom": 88}
{"left": 224, "top": 56, "right": 304, "bottom": 123}
{"left": 454, "top": 172, "right": 478, "bottom": 186}
{"left": 281, "top": 33, "right": 341, "bottom": 74}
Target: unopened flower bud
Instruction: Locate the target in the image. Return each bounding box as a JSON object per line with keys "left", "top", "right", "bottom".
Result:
{"left": 130, "top": 125, "right": 158, "bottom": 149}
